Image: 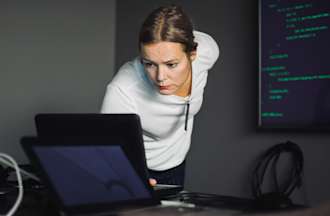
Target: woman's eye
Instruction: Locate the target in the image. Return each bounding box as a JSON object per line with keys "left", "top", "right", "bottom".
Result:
{"left": 167, "top": 63, "right": 178, "bottom": 68}
{"left": 143, "top": 62, "right": 154, "bottom": 68}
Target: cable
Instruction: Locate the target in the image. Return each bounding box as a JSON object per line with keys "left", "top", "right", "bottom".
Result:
{"left": 251, "top": 141, "right": 304, "bottom": 209}
{"left": 163, "top": 191, "right": 254, "bottom": 210}
{"left": 0, "top": 158, "right": 40, "bottom": 182}
{"left": 0, "top": 153, "right": 24, "bottom": 216}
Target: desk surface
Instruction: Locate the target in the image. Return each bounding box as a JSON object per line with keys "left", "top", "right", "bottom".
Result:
{"left": 1, "top": 190, "right": 245, "bottom": 216}
{"left": 1, "top": 188, "right": 311, "bottom": 216}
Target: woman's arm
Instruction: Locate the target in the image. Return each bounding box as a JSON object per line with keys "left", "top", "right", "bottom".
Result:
{"left": 100, "top": 83, "right": 137, "bottom": 114}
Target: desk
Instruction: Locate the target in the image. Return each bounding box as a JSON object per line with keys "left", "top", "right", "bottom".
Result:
{"left": 1, "top": 189, "right": 247, "bottom": 215}
{"left": 1, "top": 189, "right": 308, "bottom": 216}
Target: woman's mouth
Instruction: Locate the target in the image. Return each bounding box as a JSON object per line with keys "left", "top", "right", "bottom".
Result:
{"left": 159, "top": 85, "right": 170, "bottom": 90}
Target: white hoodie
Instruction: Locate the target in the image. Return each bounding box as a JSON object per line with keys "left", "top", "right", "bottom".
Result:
{"left": 101, "top": 31, "right": 219, "bottom": 171}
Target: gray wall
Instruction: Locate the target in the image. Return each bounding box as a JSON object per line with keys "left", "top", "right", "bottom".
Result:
{"left": 116, "top": 0, "right": 330, "bottom": 205}
{"left": 0, "top": 1, "right": 116, "bottom": 162}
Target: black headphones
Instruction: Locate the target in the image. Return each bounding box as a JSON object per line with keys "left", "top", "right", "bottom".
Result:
{"left": 251, "top": 141, "right": 304, "bottom": 210}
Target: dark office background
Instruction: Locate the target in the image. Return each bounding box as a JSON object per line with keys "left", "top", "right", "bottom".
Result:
{"left": 0, "top": 0, "right": 115, "bottom": 161}
{"left": 1, "top": 0, "right": 330, "bottom": 206}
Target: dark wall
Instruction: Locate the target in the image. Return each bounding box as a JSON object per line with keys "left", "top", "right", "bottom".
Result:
{"left": 116, "top": 0, "right": 330, "bottom": 205}
{"left": 0, "top": 0, "right": 116, "bottom": 161}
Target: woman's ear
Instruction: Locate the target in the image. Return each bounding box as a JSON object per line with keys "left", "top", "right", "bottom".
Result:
{"left": 190, "top": 50, "right": 197, "bottom": 61}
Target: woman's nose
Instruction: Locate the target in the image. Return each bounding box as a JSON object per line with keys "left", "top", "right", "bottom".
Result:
{"left": 156, "top": 66, "right": 167, "bottom": 82}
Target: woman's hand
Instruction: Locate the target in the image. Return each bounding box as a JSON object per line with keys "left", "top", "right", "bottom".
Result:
{"left": 149, "top": 178, "right": 157, "bottom": 186}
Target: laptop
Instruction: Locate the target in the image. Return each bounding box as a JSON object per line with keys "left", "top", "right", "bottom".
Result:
{"left": 21, "top": 137, "right": 238, "bottom": 216}
{"left": 34, "top": 113, "right": 183, "bottom": 196}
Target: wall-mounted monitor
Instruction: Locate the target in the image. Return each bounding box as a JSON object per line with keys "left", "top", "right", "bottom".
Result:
{"left": 259, "top": 0, "right": 330, "bottom": 130}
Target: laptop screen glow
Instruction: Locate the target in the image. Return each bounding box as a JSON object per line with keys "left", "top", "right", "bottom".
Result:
{"left": 33, "top": 145, "right": 152, "bottom": 206}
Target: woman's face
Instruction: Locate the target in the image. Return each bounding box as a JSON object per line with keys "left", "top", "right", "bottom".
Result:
{"left": 140, "top": 41, "right": 196, "bottom": 96}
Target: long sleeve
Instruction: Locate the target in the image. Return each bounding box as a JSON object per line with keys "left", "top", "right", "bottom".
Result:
{"left": 100, "top": 84, "right": 137, "bottom": 114}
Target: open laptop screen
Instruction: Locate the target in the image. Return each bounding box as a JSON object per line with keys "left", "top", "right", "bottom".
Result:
{"left": 34, "top": 114, "right": 149, "bottom": 182}
{"left": 23, "top": 141, "right": 161, "bottom": 215}
{"left": 33, "top": 145, "right": 151, "bottom": 206}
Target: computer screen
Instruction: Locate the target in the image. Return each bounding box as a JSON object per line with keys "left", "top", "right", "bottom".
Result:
{"left": 259, "top": 0, "right": 330, "bottom": 130}
{"left": 33, "top": 145, "right": 151, "bottom": 206}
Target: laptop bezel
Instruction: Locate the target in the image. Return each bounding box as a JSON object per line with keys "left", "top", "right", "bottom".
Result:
{"left": 21, "top": 136, "right": 161, "bottom": 215}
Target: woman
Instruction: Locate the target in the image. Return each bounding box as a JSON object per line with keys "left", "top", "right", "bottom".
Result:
{"left": 101, "top": 5, "right": 219, "bottom": 186}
